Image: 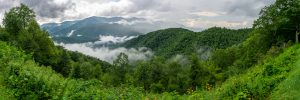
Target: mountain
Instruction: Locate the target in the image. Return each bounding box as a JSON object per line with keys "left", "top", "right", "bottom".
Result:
{"left": 122, "top": 27, "right": 252, "bottom": 58}
{"left": 42, "top": 16, "right": 184, "bottom": 43}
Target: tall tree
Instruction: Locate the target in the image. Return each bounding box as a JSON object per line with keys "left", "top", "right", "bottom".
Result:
{"left": 254, "top": 0, "right": 300, "bottom": 43}
{"left": 3, "top": 3, "right": 35, "bottom": 35}
{"left": 112, "top": 53, "right": 129, "bottom": 84}
{"left": 189, "top": 54, "right": 201, "bottom": 91}
{"left": 2, "top": 4, "right": 59, "bottom": 66}
{"left": 135, "top": 61, "right": 152, "bottom": 91}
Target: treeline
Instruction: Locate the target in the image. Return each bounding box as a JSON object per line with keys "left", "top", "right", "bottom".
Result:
{"left": 1, "top": 0, "right": 300, "bottom": 99}
{"left": 0, "top": 4, "right": 235, "bottom": 95}
{"left": 0, "top": 4, "right": 217, "bottom": 94}
{"left": 123, "top": 27, "right": 251, "bottom": 58}
{"left": 0, "top": 4, "right": 111, "bottom": 78}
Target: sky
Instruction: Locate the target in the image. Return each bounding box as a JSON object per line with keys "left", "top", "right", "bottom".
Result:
{"left": 0, "top": 0, "right": 275, "bottom": 29}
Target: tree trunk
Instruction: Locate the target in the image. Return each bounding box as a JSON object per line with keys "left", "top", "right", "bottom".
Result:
{"left": 296, "top": 31, "right": 299, "bottom": 43}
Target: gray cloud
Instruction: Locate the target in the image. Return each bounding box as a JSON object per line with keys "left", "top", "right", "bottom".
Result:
{"left": 57, "top": 42, "right": 153, "bottom": 63}
{"left": 225, "top": 0, "right": 275, "bottom": 17}
{"left": 20, "top": 0, "right": 74, "bottom": 18}
{"left": 0, "top": 0, "right": 275, "bottom": 28}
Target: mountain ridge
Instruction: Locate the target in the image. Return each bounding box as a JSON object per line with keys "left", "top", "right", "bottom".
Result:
{"left": 42, "top": 16, "right": 185, "bottom": 43}
{"left": 122, "top": 27, "right": 251, "bottom": 58}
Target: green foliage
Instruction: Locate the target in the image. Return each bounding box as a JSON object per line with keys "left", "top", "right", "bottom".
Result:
{"left": 3, "top": 3, "right": 35, "bottom": 35}
{"left": 254, "top": 0, "right": 300, "bottom": 43}
{"left": 204, "top": 44, "right": 300, "bottom": 99}
{"left": 270, "top": 47, "right": 300, "bottom": 99}
{"left": 66, "top": 50, "right": 110, "bottom": 79}
{"left": 123, "top": 27, "right": 251, "bottom": 58}
{"left": 0, "top": 41, "right": 144, "bottom": 99}
{"left": 2, "top": 1, "right": 300, "bottom": 99}
{"left": 0, "top": 4, "right": 111, "bottom": 80}
{"left": 107, "top": 53, "right": 130, "bottom": 85}
{"left": 211, "top": 45, "right": 238, "bottom": 69}
{"left": 2, "top": 3, "right": 59, "bottom": 67}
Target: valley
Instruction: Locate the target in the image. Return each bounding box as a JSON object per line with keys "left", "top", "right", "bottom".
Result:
{"left": 1, "top": 0, "right": 299, "bottom": 99}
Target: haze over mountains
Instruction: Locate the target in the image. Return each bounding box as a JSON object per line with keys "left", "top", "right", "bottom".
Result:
{"left": 3, "top": 1, "right": 300, "bottom": 99}
{"left": 41, "top": 16, "right": 187, "bottom": 63}
{"left": 42, "top": 16, "right": 185, "bottom": 43}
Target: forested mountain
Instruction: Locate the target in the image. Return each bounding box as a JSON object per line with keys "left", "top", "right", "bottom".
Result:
{"left": 1, "top": 0, "right": 300, "bottom": 99}
{"left": 42, "top": 17, "right": 142, "bottom": 43}
{"left": 123, "top": 27, "right": 251, "bottom": 58}
{"left": 42, "top": 16, "right": 183, "bottom": 43}
{"left": 0, "top": 4, "right": 111, "bottom": 78}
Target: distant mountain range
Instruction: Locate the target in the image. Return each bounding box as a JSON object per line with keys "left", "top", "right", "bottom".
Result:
{"left": 42, "top": 16, "right": 184, "bottom": 43}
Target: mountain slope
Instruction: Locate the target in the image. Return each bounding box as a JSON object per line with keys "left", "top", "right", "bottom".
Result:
{"left": 270, "top": 48, "right": 300, "bottom": 99}
{"left": 42, "top": 16, "right": 184, "bottom": 43}
{"left": 123, "top": 27, "right": 251, "bottom": 58}
{"left": 42, "top": 17, "right": 142, "bottom": 43}
{"left": 0, "top": 41, "right": 141, "bottom": 99}
{"left": 2, "top": 36, "right": 300, "bottom": 99}
{"left": 198, "top": 44, "right": 300, "bottom": 99}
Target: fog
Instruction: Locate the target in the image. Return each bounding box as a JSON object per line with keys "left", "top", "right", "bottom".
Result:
{"left": 57, "top": 42, "right": 153, "bottom": 63}
{"left": 96, "top": 35, "right": 138, "bottom": 44}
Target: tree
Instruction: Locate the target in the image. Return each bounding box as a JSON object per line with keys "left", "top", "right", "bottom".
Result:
{"left": 0, "top": 27, "right": 10, "bottom": 42}
{"left": 111, "top": 53, "right": 129, "bottom": 85}
{"left": 254, "top": 0, "right": 300, "bottom": 43}
{"left": 2, "top": 4, "right": 59, "bottom": 68}
{"left": 135, "top": 61, "right": 152, "bottom": 92}
{"left": 56, "top": 50, "right": 72, "bottom": 76}
{"left": 3, "top": 3, "right": 35, "bottom": 35}
{"left": 189, "top": 54, "right": 201, "bottom": 91}
{"left": 189, "top": 54, "right": 211, "bottom": 91}
{"left": 211, "top": 45, "right": 238, "bottom": 69}
{"left": 167, "top": 61, "right": 190, "bottom": 93}
{"left": 26, "top": 21, "right": 59, "bottom": 66}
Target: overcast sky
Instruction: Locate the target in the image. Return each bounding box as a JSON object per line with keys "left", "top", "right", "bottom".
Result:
{"left": 0, "top": 0, "right": 275, "bottom": 29}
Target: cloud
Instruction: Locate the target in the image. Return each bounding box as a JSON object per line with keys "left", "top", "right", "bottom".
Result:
{"left": 95, "top": 35, "right": 138, "bottom": 44}
{"left": 225, "top": 0, "right": 275, "bottom": 17}
{"left": 57, "top": 42, "right": 153, "bottom": 63}
{"left": 20, "top": 0, "right": 74, "bottom": 18}
{"left": 185, "top": 18, "right": 250, "bottom": 29}
{"left": 0, "top": 0, "right": 73, "bottom": 24}
{"left": 190, "top": 11, "right": 223, "bottom": 17}
{"left": 0, "top": 0, "right": 275, "bottom": 28}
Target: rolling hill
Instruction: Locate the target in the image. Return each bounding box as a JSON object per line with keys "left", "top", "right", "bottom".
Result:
{"left": 1, "top": 40, "right": 300, "bottom": 99}
{"left": 42, "top": 16, "right": 184, "bottom": 43}
{"left": 122, "top": 27, "right": 252, "bottom": 58}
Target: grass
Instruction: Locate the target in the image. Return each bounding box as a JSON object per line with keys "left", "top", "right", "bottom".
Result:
{"left": 195, "top": 44, "right": 300, "bottom": 99}
{"left": 270, "top": 46, "right": 300, "bottom": 99}
{"left": 1, "top": 40, "right": 300, "bottom": 99}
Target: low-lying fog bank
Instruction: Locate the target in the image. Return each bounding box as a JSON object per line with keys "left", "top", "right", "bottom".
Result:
{"left": 56, "top": 42, "right": 153, "bottom": 63}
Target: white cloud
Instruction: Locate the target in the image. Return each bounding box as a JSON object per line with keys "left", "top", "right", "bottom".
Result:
{"left": 96, "top": 35, "right": 138, "bottom": 44}
{"left": 57, "top": 42, "right": 153, "bottom": 63}
{"left": 184, "top": 18, "right": 252, "bottom": 29}
{"left": 190, "top": 11, "right": 222, "bottom": 17}
{"left": 0, "top": 0, "right": 276, "bottom": 28}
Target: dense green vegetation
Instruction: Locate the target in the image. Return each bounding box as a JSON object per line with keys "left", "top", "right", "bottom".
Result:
{"left": 123, "top": 27, "right": 251, "bottom": 58}
{"left": 1, "top": 38, "right": 300, "bottom": 99}
{"left": 1, "top": 0, "right": 300, "bottom": 99}
{"left": 0, "top": 4, "right": 111, "bottom": 78}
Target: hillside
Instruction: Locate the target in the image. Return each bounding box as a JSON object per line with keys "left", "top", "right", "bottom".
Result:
{"left": 1, "top": 40, "right": 300, "bottom": 99}
{"left": 42, "top": 17, "right": 142, "bottom": 43}
{"left": 123, "top": 27, "right": 251, "bottom": 58}
{"left": 2, "top": 1, "right": 300, "bottom": 99}
{"left": 202, "top": 44, "right": 300, "bottom": 99}
{"left": 0, "top": 41, "right": 142, "bottom": 99}
{"left": 42, "top": 16, "right": 184, "bottom": 43}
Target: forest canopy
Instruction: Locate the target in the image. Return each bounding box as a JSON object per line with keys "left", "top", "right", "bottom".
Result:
{"left": 1, "top": 1, "right": 300, "bottom": 99}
